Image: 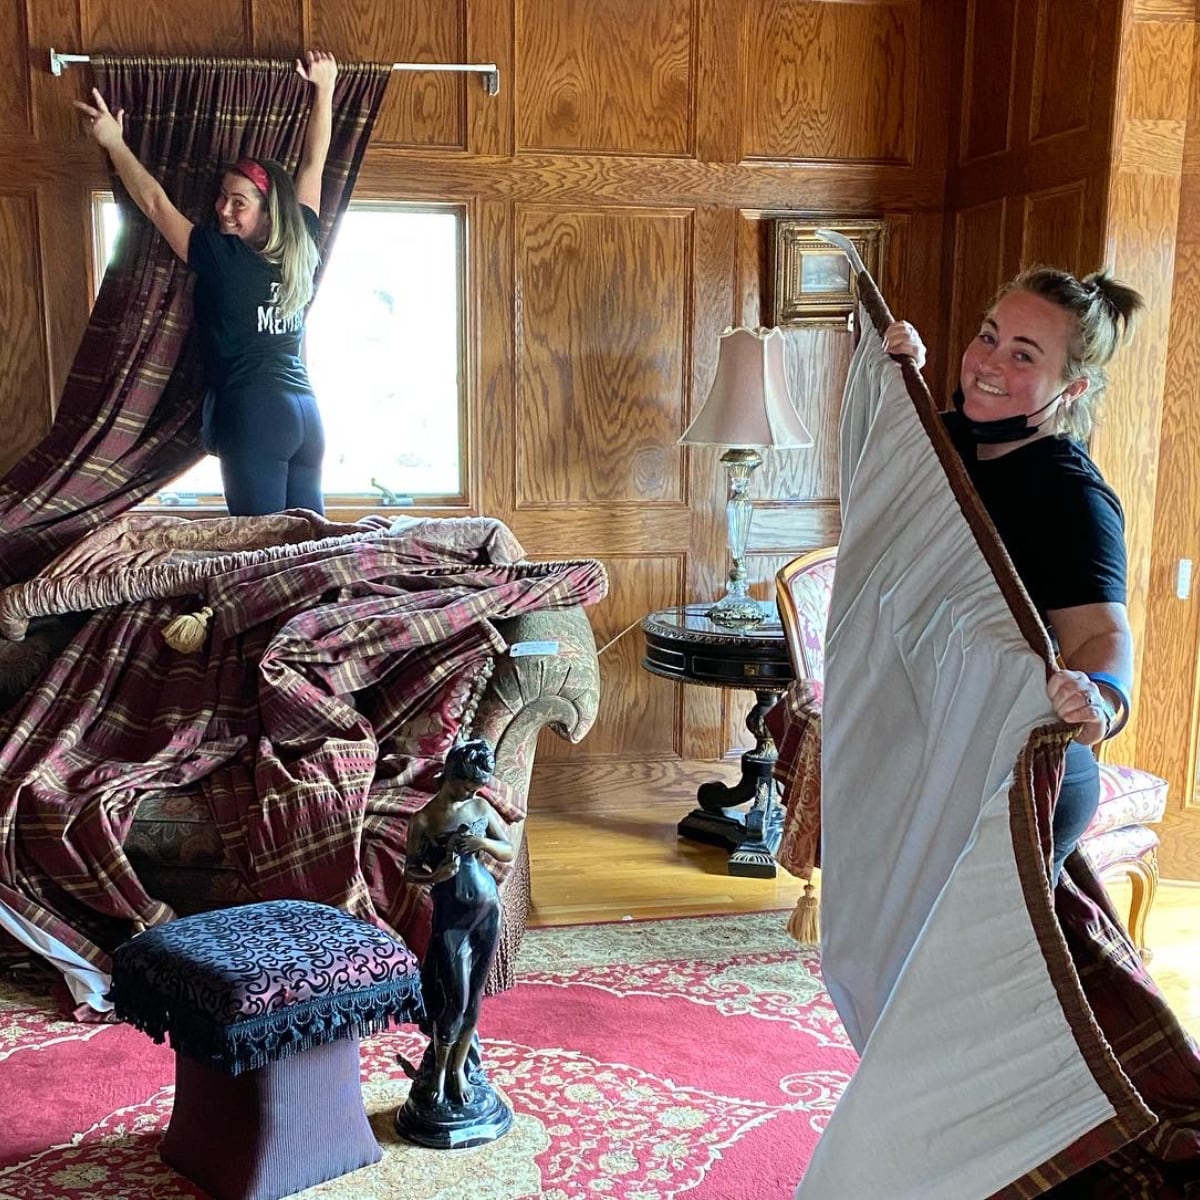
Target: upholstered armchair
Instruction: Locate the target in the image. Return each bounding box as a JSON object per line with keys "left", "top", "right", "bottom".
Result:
{"left": 775, "top": 547, "right": 837, "bottom": 684}
{"left": 772, "top": 547, "right": 1169, "bottom": 958}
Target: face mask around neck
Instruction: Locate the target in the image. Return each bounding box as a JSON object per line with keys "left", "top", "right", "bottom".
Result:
{"left": 951, "top": 387, "right": 1062, "bottom": 445}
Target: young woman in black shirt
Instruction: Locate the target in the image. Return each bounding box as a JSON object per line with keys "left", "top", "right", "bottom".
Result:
{"left": 885, "top": 267, "right": 1144, "bottom": 881}
{"left": 74, "top": 51, "right": 338, "bottom": 516}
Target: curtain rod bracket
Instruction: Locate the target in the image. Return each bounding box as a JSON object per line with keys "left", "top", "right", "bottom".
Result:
{"left": 49, "top": 48, "right": 500, "bottom": 95}
{"left": 390, "top": 62, "right": 500, "bottom": 96}
{"left": 50, "top": 48, "right": 89, "bottom": 76}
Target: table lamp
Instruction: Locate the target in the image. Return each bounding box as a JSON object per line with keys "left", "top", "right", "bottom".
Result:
{"left": 680, "top": 326, "right": 813, "bottom": 627}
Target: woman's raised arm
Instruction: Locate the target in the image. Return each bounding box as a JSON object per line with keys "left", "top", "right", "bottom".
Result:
{"left": 293, "top": 50, "right": 338, "bottom": 213}
{"left": 74, "top": 88, "right": 194, "bottom": 263}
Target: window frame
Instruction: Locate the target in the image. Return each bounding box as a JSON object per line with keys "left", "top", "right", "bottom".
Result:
{"left": 89, "top": 191, "right": 472, "bottom": 517}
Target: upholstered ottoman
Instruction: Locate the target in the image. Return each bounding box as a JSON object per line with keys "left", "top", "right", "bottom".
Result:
{"left": 111, "top": 900, "right": 424, "bottom": 1200}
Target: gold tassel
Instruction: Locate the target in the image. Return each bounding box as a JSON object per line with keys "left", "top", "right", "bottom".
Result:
{"left": 786, "top": 882, "right": 820, "bottom": 945}
{"left": 162, "top": 606, "right": 213, "bottom": 653}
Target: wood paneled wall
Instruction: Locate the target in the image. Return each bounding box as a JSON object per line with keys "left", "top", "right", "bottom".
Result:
{"left": 1132, "top": 1, "right": 1200, "bottom": 878}
{"left": 942, "top": 0, "right": 1200, "bottom": 880}
{"left": 943, "top": 0, "right": 1122, "bottom": 400}
{"left": 0, "top": 0, "right": 962, "bottom": 782}
{"left": 1093, "top": 0, "right": 1193, "bottom": 770}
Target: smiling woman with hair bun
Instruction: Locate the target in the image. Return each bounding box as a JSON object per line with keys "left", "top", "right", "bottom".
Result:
{"left": 884, "top": 265, "right": 1145, "bottom": 884}
{"left": 74, "top": 51, "right": 339, "bottom": 517}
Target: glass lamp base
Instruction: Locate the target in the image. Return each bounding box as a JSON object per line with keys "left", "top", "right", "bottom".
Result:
{"left": 707, "top": 594, "right": 766, "bottom": 627}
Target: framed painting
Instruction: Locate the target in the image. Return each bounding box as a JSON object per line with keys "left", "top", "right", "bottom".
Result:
{"left": 769, "top": 219, "right": 888, "bottom": 326}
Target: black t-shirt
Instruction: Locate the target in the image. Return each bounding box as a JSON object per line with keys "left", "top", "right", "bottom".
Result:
{"left": 188, "top": 205, "right": 320, "bottom": 395}
{"left": 941, "top": 411, "right": 1127, "bottom": 616}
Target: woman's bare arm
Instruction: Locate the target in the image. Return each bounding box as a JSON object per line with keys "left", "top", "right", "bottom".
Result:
{"left": 74, "top": 88, "right": 193, "bottom": 262}
{"left": 1047, "top": 601, "right": 1134, "bottom": 745}
{"left": 293, "top": 51, "right": 337, "bottom": 213}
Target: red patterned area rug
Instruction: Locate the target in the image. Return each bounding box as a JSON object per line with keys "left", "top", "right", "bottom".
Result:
{"left": 0, "top": 912, "right": 856, "bottom": 1199}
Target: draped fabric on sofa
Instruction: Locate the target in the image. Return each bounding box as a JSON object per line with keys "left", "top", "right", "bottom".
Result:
{"left": 0, "top": 57, "right": 392, "bottom": 588}
{"left": 0, "top": 512, "right": 608, "bottom": 1015}
{"left": 794, "top": 275, "right": 1200, "bottom": 1199}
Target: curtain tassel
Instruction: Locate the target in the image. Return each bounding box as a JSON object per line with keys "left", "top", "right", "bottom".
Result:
{"left": 162, "top": 606, "right": 213, "bottom": 653}
{"left": 786, "top": 882, "right": 820, "bottom": 945}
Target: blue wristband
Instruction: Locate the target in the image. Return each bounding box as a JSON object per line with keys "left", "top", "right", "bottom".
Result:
{"left": 1086, "top": 671, "right": 1130, "bottom": 739}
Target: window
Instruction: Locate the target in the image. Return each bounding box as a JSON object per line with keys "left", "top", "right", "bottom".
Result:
{"left": 92, "top": 195, "right": 466, "bottom": 507}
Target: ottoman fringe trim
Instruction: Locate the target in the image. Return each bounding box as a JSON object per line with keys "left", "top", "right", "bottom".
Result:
{"left": 111, "top": 974, "right": 426, "bottom": 1076}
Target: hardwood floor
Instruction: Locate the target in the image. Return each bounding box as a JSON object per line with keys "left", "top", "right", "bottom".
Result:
{"left": 1111, "top": 877, "right": 1200, "bottom": 1037}
{"left": 525, "top": 766, "right": 1200, "bottom": 1038}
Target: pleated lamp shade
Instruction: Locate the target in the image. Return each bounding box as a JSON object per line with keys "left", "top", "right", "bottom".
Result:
{"left": 680, "top": 327, "right": 813, "bottom": 448}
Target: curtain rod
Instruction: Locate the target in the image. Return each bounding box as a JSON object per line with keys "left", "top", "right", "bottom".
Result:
{"left": 48, "top": 48, "right": 500, "bottom": 95}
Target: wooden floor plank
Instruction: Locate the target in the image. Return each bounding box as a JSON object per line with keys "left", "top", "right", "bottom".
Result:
{"left": 525, "top": 765, "right": 1200, "bottom": 1036}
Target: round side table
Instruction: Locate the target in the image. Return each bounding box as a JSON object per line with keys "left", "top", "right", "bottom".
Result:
{"left": 641, "top": 602, "right": 795, "bottom": 877}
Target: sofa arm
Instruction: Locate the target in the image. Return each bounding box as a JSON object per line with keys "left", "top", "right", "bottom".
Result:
{"left": 473, "top": 606, "right": 600, "bottom": 801}
{"left": 473, "top": 605, "right": 599, "bottom": 994}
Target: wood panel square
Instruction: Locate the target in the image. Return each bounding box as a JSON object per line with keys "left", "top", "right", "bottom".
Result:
{"left": 313, "top": 0, "right": 466, "bottom": 148}
{"left": 1029, "top": 0, "right": 1100, "bottom": 144}
{"left": 0, "top": 194, "right": 52, "bottom": 467}
{"left": 946, "top": 199, "right": 1006, "bottom": 398}
{"left": 540, "top": 554, "right": 685, "bottom": 761}
{"left": 0, "top": 0, "right": 31, "bottom": 136}
{"left": 744, "top": 0, "right": 917, "bottom": 164}
{"left": 959, "top": 0, "right": 1018, "bottom": 163}
{"left": 515, "top": 207, "right": 689, "bottom": 506}
{"left": 83, "top": 0, "right": 245, "bottom": 54}
{"left": 516, "top": 0, "right": 693, "bottom": 155}
{"left": 1022, "top": 182, "right": 1087, "bottom": 272}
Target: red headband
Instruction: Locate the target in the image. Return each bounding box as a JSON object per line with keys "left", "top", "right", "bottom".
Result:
{"left": 233, "top": 158, "right": 271, "bottom": 197}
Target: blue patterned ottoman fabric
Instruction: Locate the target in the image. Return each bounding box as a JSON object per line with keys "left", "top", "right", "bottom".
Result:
{"left": 111, "top": 901, "right": 424, "bottom": 1075}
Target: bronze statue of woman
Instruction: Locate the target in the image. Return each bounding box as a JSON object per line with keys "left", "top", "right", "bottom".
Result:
{"left": 396, "top": 737, "right": 515, "bottom": 1147}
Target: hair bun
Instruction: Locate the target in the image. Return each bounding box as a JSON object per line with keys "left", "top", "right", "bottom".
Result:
{"left": 1082, "top": 270, "right": 1145, "bottom": 338}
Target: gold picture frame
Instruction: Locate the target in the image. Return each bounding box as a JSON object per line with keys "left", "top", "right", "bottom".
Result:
{"left": 769, "top": 218, "right": 888, "bottom": 326}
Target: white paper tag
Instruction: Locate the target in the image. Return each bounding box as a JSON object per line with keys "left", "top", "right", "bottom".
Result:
{"left": 509, "top": 640, "right": 561, "bottom": 657}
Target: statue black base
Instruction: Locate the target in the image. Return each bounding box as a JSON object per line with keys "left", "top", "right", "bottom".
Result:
{"left": 395, "top": 1043, "right": 513, "bottom": 1149}
{"left": 394, "top": 1083, "right": 513, "bottom": 1149}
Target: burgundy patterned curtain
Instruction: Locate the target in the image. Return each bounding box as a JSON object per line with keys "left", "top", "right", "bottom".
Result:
{"left": 0, "top": 57, "right": 393, "bottom": 588}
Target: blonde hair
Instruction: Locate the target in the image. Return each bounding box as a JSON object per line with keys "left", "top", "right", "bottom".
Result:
{"left": 996, "top": 266, "right": 1145, "bottom": 441}
{"left": 231, "top": 158, "right": 320, "bottom": 321}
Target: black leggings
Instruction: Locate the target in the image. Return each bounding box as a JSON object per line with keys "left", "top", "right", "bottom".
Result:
{"left": 1052, "top": 740, "right": 1101, "bottom": 884}
{"left": 211, "top": 386, "right": 325, "bottom": 516}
